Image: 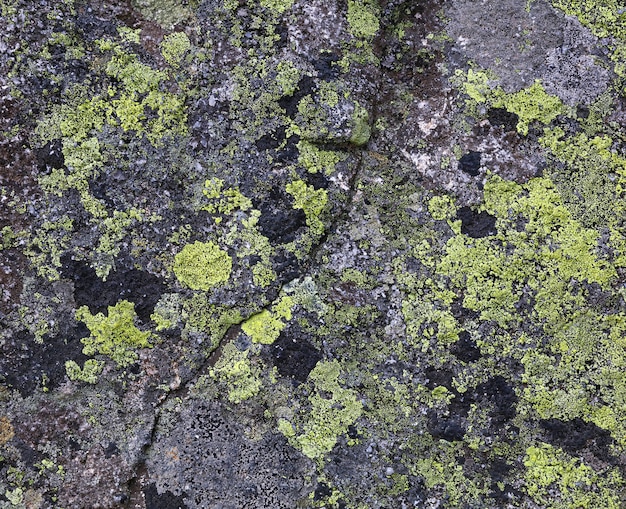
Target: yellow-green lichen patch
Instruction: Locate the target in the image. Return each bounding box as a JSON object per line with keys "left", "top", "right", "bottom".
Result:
{"left": 523, "top": 443, "right": 624, "bottom": 508}
{"left": 347, "top": 0, "right": 380, "bottom": 39}
{"left": 259, "top": 0, "right": 294, "bottom": 14}
{"left": 65, "top": 359, "right": 104, "bottom": 384}
{"left": 455, "top": 70, "right": 566, "bottom": 135}
{"left": 76, "top": 300, "right": 152, "bottom": 367}
{"left": 173, "top": 241, "right": 232, "bottom": 291}
{"left": 241, "top": 295, "right": 293, "bottom": 344}
{"left": 348, "top": 101, "right": 371, "bottom": 146}
{"left": 437, "top": 176, "right": 615, "bottom": 329}
{"left": 209, "top": 343, "right": 262, "bottom": 404}
{"left": 297, "top": 140, "right": 347, "bottom": 175}
{"left": 280, "top": 360, "right": 363, "bottom": 460}
{"left": 131, "top": 0, "right": 193, "bottom": 29}
{"left": 160, "top": 32, "right": 191, "bottom": 68}
{"left": 286, "top": 179, "right": 328, "bottom": 236}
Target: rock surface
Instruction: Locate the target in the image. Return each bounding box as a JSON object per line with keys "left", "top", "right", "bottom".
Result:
{"left": 2, "top": 0, "right": 626, "bottom": 507}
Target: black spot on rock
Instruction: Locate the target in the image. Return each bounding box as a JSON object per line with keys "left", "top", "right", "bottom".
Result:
{"left": 256, "top": 186, "right": 307, "bottom": 244}
{"left": 273, "top": 251, "right": 301, "bottom": 284}
{"left": 276, "top": 134, "right": 300, "bottom": 163}
{"left": 270, "top": 325, "right": 322, "bottom": 383}
{"left": 424, "top": 366, "right": 454, "bottom": 390}
{"left": 457, "top": 206, "right": 497, "bottom": 238}
{"left": 314, "top": 483, "right": 332, "bottom": 501}
{"left": 104, "top": 442, "right": 119, "bottom": 458}
{"left": 278, "top": 76, "right": 316, "bottom": 118}
{"left": 488, "top": 107, "right": 519, "bottom": 131}
{"left": 427, "top": 414, "right": 465, "bottom": 442}
{"left": 458, "top": 151, "right": 482, "bottom": 176}
{"left": 313, "top": 51, "right": 340, "bottom": 81}
{"left": 143, "top": 484, "right": 188, "bottom": 509}
{"left": 576, "top": 105, "right": 590, "bottom": 119}
{"left": 36, "top": 139, "right": 64, "bottom": 174}
{"left": 306, "top": 169, "right": 330, "bottom": 190}
{"left": 450, "top": 331, "right": 481, "bottom": 362}
{"left": 0, "top": 324, "right": 89, "bottom": 397}
{"left": 475, "top": 376, "right": 517, "bottom": 424}
{"left": 256, "top": 125, "right": 286, "bottom": 151}
{"left": 540, "top": 418, "right": 615, "bottom": 462}
{"left": 60, "top": 257, "right": 166, "bottom": 323}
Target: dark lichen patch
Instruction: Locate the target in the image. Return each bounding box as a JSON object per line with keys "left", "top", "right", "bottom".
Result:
{"left": 61, "top": 257, "right": 165, "bottom": 323}
{"left": 269, "top": 324, "right": 322, "bottom": 383}
{"left": 278, "top": 75, "right": 317, "bottom": 118}
{"left": 458, "top": 151, "right": 481, "bottom": 176}
{"left": 450, "top": 331, "right": 481, "bottom": 362}
{"left": 256, "top": 188, "right": 307, "bottom": 244}
{"left": 0, "top": 326, "right": 89, "bottom": 397}
{"left": 487, "top": 107, "right": 519, "bottom": 131}
{"left": 456, "top": 206, "right": 496, "bottom": 238}
{"left": 540, "top": 417, "right": 616, "bottom": 464}
{"left": 143, "top": 483, "right": 189, "bottom": 509}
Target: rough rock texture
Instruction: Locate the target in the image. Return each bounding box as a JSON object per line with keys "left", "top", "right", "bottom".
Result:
{"left": 2, "top": 0, "right": 626, "bottom": 507}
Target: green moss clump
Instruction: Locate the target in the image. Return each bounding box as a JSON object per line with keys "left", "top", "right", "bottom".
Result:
{"left": 349, "top": 102, "right": 371, "bottom": 146}
{"left": 281, "top": 360, "right": 363, "bottom": 460}
{"left": 76, "top": 300, "right": 152, "bottom": 367}
{"left": 173, "top": 241, "right": 232, "bottom": 291}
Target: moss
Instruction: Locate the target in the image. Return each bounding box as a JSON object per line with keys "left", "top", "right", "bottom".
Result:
{"left": 65, "top": 359, "right": 104, "bottom": 384}
{"left": 209, "top": 343, "right": 262, "bottom": 404}
{"left": 286, "top": 179, "right": 328, "bottom": 235}
{"left": 76, "top": 300, "right": 152, "bottom": 367}
{"left": 281, "top": 360, "right": 363, "bottom": 460}
{"left": 160, "top": 32, "right": 191, "bottom": 68}
{"left": 523, "top": 443, "right": 624, "bottom": 508}
{"left": 173, "top": 241, "right": 232, "bottom": 291}
{"left": 347, "top": 0, "right": 380, "bottom": 39}
{"left": 241, "top": 295, "right": 293, "bottom": 344}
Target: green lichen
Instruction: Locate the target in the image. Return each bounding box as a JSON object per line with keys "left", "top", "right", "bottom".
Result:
{"left": 173, "top": 241, "right": 232, "bottom": 291}
{"left": 297, "top": 140, "right": 347, "bottom": 175}
{"left": 428, "top": 195, "right": 457, "bottom": 221}
{"left": 160, "top": 32, "right": 191, "bottom": 68}
{"left": 281, "top": 360, "right": 363, "bottom": 460}
{"left": 524, "top": 443, "right": 623, "bottom": 508}
{"left": 241, "top": 295, "right": 293, "bottom": 344}
{"left": 437, "top": 176, "right": 615, "bottom": 328}
{"left": 286, "top": 179, "right": 328, "bottom": 235}
{"left": 347, "top": 0, "right": 380, "bottom": 39}
{"left": 65, "top": 359, "right": 104, "bottom": 384}
{"left": 492, "top": 80, "right": 565, "bottom": 135}
{"left": 349, "top": 102, "right": 371, "bottom": 146}
{"left": 209, "top": 343, "right": 262, "bottom": 403}
{"left": 131, "top": 0, "right": 193, "bottom": 29}
{"left": 259, "top": 0, "right": 295, "bottom": 14}
{"left": 76, "top": 300, "right": 152, "bottom": 367}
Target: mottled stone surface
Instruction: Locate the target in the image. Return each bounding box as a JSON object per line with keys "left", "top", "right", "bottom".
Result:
{"left": 2, "top": 0, "right": 626, "bottom": 507}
